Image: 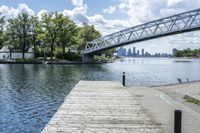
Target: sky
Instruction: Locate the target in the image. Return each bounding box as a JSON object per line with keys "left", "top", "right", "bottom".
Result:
{"left": 1, "top": 0, "right": 200, "bottom": 54}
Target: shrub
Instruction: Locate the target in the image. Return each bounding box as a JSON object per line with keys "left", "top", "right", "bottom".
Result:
{"left": 55, "top": 48, "right": 81, "bottom": 61}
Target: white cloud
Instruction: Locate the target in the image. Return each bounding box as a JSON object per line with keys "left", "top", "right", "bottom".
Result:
{"left": 103, "top": 6, "right": 116, "bottom": 14}
{"left": 63, "top": 4, "right": 88, "bottom": 23}
{"left": 0, "top": 3, "right": 34, "bottom": 18}
{"left": 114, "top": 0, "right": 200, "bottom": 53}
{"left": 0, "top": 5, "right": 18, "bottom": 18}
{"left": 69, "top": 0, "right": 83, "bottom": 7}
{"left": 118, "top": 0, "right": 200, "bottom": 23}
{"left": 18, "top": 3, "right": 34, "bottom": 15}
{"left": 166, "top": 0, "right": 185, "bottom": 7}
{"left": 37, "top": 9, "right": 48, "bottom": 20}
{"left": 89, "top": 14, "right": 106, "bottom": 24}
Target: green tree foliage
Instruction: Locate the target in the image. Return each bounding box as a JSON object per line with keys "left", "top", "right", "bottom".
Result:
{"left": 7, "top": 13, "right": 32, "bottom": 59}
{"left": 30, "top": 16, "right": 40, "bottom": 58}
{"left": 41, "top": 12, "right": 59, "bottom": 60}
{"left": 175, "top": 48, "right": 200, "bottom": 58}
{"left": 56, "top": 14, "right": 77, "bottom": 59}
{"left": 77, "top": 23, "right": 101, "bottom": 49}
{"left": 0, "top": 12, "right": 104, "bottom": 61}
{"left": 0, "top": 14, "right": 6, "bottom": 48}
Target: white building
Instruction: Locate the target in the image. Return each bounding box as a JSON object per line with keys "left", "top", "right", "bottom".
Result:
{"left": 0, "top": 46, "right": 34, "bottom": 60}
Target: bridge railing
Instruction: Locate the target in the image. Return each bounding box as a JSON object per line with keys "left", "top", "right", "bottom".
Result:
{"left": 83, "top": 8, "right": 200, "bottom": 54}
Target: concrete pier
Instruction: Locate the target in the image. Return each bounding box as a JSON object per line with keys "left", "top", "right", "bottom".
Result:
{"left": 82, "top": 54, "right": 94, "bottom": 63}
{"left": 42, "top": 81, "right": 161, "bottom": 133}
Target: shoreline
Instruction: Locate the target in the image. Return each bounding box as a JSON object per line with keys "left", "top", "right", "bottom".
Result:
{"left": 0, "top": 60, "right": 112, "bottom": 65}
{"left": 150, "top": 79, "right": 200, "bottom": 87}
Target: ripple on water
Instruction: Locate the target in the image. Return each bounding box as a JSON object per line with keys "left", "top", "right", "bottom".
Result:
{"left": 0, "top": 59, "right": 200, "bottom": 132}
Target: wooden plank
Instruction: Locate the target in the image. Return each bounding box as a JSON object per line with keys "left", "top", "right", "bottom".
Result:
{"left": 42, "top": 81, "right": 161, "bottom": 133}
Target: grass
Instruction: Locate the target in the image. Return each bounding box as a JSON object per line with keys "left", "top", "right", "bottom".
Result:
{"left": 15, "top": 58, "right": 39, "bottom": 62}
{"left": 183, "top": 95, "right": 200, "bottom": 106}
{"left": 94, "top": 55, "right": 112, "bottom": 61}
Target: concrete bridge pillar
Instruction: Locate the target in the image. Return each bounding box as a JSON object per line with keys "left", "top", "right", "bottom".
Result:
{"left": 82, "top": 54, "right": 94, "bottom": 63}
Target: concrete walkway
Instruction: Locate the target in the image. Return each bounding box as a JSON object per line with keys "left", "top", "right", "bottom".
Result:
{"left": 128, "top": 84, "right": 200, "bottom": 133}
{"left": 160, "top": 82, "right": 200, "bottom": 101}
{"left": 42, "top": 81, "right": 161, "bottom": 133}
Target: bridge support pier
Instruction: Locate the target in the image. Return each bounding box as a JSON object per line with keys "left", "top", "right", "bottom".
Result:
{"left": 82, "top": 54, "right": 94, "bottom": 63}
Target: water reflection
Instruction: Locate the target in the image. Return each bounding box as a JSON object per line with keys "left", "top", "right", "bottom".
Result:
{"left": 0, "top": 58, "right": 200, "bottom": 132}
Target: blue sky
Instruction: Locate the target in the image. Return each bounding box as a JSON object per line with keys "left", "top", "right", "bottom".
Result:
{"left": 0, "top": 0, "right": 126, "bottom": 19}
{"left": 1, "top": 0, "right": 200, "bottom": 54}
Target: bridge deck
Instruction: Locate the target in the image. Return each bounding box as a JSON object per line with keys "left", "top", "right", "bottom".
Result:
{"left": 42, "top": 81, "right": 161, "bottom": 133}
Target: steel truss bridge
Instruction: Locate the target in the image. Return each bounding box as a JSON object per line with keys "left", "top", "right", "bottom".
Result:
{"left": 82, "top": 8, "right": 200, "bottom": 56}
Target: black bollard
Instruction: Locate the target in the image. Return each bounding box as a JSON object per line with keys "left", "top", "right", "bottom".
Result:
{"left": 122, "top": 72, "right": 125, "bottom": 86}
{"left": 174, "top": 110, "right": 182, "bottom": 133}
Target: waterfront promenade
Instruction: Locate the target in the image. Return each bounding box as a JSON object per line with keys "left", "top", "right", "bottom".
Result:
{"left": 42, "top": 80, "right": 200, "bottom": 133}
{"left": 128, "top": 81, "right": 200, "bottom": 133}
{"left": 42, "top": 81, "right": 161, "bottom": 133}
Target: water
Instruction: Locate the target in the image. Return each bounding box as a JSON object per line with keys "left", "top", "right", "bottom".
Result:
{"left": 0, "top": 58, "right": 200, "bottom": 132}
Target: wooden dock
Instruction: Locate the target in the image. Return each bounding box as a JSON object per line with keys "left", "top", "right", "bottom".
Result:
{"left": 42, "top": 81, "right": 161, "bottom": 133}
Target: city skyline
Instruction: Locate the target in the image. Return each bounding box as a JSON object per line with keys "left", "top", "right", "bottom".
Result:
{"left": 117, "top": 47, "right": 173, "bottom": 57}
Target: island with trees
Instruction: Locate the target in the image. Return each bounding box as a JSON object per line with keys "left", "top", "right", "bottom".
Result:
{"left": 174, "top": 48, "right": 200, "bottom": 58}
{"left": 0, "top": 12, "right": 113, "bottom": 64}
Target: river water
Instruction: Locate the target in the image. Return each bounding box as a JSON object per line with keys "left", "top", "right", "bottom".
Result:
{"left": 0, "top": 58, "right": 200, "bottom": 132}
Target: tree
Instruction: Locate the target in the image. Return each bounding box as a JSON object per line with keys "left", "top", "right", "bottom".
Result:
{"left": 7, "top": 13, "right": 32, "bottom": 59}
{"left": 41, "top": 12, "right": 59, "bottom": 61}
{"left": 77, "top": 23, "right": 101, "bottom": 50}
{"left": 56, "top": 14, "right": 77, "bottom": 59}
{"left": 30, "top": 16, "right": 40, "bottom": 58}
{"left": 0, "top": 14, "right": 6, "bottom": 48}
{"left": 18, "top": 13, "right": 32, "bottom": 59}
{"left": 6, "top": 19, "right": 20, "bottom": 50}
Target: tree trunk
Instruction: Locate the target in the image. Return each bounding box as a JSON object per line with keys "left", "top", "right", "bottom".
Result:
{"left": 22, "top": 42, "right": 25, "bottom": 59}
{"left": 22, "top": 25, "right": 25, "bottom": 60}
{"left": 34, "top": 43, "right": 36, "bottom": 59}
{"left": 33, "top": 36, "right": 36, "bottom": 59}
{"left": 22, "top": 51, "right": 25, "bottom": 59}
{"left": 9, "top": 49, "right": 12, "bottom": 59}
{"left": 62, "top": 45, "right": 65, "bottom": 59}
{"left": 50, "top": 43, "right": 53, "bottom": 61}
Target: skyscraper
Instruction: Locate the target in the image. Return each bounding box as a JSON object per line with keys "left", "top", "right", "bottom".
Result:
{"left": 117, "top": 47, "right": 126, "bottom": 56}
{"left": 137, "top": 50, "right": 139, "bottom": 56}
{"left": 142, "top": 49, "right": 144, "bottom": 56}
{"left": 133, "top": 47, "right": 136, "bottom": 56}
{"left": 127, "top": 48, "right": 132, "bottom": 56}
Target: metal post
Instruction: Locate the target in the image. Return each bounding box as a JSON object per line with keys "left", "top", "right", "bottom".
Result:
{"left": 174, "top": 110, "right": 182, "bottom": 133}
{"left": 122, "top": 72, "right": 125, "bottom": 86}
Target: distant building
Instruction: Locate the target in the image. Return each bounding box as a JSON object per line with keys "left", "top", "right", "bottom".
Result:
{"left": 172, "top": 48, "right": 178, "bottom": 56}
{"left": 0, "top": 46, "right": 34, "bottom": 60}
{"left": 117, "top": 46, "right": 172, "bottom": 57}
{"left": 133, "top": 47, "right": 136, "bottom": 56}
{"left": 127, "top": 48, "right": 132, "bottom": 56}
{"left": 145, "top": 52, "right": 150, "bottom": 57}
{"left": 142, "top": 49, "right": 144, "bottom": 56}
{"left": 117, "top": 47, "right": 126, "bottom": 56}
{"left": 137, "top": 50, "right": 140, "bottom": 56}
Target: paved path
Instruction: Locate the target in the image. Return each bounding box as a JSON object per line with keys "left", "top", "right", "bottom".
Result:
{"left": 42, "top": 81, "right": 161, "bottom": 133}
{"left": 128, "top": 85, "right": 200, "bottom": 133}
{"left": 161, "top": 82, "right": 200, "bottom": 101}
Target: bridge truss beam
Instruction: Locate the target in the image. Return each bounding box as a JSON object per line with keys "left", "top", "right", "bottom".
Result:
{"left": 83, "top": 8, "right": 200, "bottom": 54}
